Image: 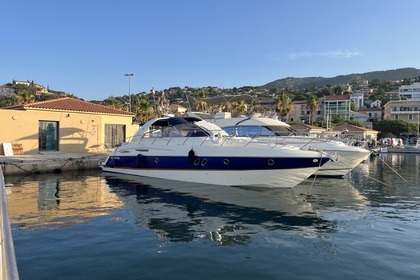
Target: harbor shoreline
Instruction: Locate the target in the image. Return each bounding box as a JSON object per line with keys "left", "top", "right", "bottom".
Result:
{"left": 0, "top": 152, "right": 108, "bottom": 176}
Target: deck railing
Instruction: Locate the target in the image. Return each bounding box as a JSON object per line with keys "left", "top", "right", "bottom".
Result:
{"left": 0, "top": 168, "right": 19, "bottom": 279}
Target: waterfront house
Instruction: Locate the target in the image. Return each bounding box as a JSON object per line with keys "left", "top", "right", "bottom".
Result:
{"left": 383, "top": 100, "right": 420, "bottom": 124}
{"left": 332, "top": 123, "right": 379, "bottom": 142}
{"left": 290, "top": 123, "right": 326, "bottom": 137}
{"left": 323, "top": 95, "right": 351, "bottom": 122}
{"left": 0, "top": 98, "right": 138, "bottom": 155}
{"left": 288, "top": 101, "right": 323, "bottom": 124}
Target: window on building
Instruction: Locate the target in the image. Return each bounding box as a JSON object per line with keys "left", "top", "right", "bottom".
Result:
{"left": 394, "top": 115, "right": 399, "bottom": 120}
{"left": 409, "top": 114, "right": 413, "bottom": 120}
{"left": 39, "top": 121, "right": 59, "bottom": 151}
{"left": 105, "top": 124, "right": 126, "bottom": 148}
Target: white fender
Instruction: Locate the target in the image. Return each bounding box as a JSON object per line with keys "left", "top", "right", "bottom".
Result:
{"left": 211, "top": 131, "right": 223, "bottom": 144}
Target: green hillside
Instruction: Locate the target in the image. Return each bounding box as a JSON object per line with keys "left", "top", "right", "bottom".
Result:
{"left": 263, "top": 67, "right": 420, "bottom": 89}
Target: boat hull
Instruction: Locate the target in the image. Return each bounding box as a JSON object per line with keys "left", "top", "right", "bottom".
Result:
{"left": 101, "top": 166, "right": 323, "bottom": 188}
{"left": 101, "top": 151, "right": 330, "bottom": 188}
{"left": 314, "top": 149, "right": 371, "bottom": 177}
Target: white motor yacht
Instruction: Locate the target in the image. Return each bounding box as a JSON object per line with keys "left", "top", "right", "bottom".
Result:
{"left": 192, "top": 113, "right": 371, "bottom": 177}
{"left": 101, "top": 117, "right": 331, "bottom": 188}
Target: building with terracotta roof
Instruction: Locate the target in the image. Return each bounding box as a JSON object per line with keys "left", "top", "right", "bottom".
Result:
{"left": 331, "top": 123, "right": 378, "bottom": 142}
{"left": 0, "top": 98, "right": 138, "bottom": 154}
{"left": 0, "top": 85, "right": 15, "bottom": 97}
{"left": 290, "top": 123, "right": 326, "bottom": 137}
{"left": 288, "top": 100, "right": 324, "bottom": 124}
{"left": 323, "top": 95, "right": 351, "bottom": 122}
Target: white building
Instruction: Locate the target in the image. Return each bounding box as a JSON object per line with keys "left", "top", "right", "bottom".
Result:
{"left": 350, "top": 92, "right": 364, "bottom": 110}
{"left": 0, "top": 85, "right": 15, "bottom": 97}
{"left": 370, "top": 100, "right": 382, "bottom": 108}
{"left": 399, "top": 83, "right": 420, "bottom": 100}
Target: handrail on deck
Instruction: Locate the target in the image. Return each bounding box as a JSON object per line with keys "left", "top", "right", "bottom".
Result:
{"left": 0, "top": 168, "right": 19, "bottom": 280}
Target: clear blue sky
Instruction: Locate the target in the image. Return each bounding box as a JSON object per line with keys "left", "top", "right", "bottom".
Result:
{"left": 1, "top": 0, "right": 419, "bottom": 101}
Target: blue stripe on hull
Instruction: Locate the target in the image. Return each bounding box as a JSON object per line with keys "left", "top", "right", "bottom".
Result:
{"left": 104, "top": 155, "right": 328, "bottom": 170}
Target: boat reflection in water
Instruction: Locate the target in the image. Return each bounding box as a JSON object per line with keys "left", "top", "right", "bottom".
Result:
{"left": 104, "top": 172, "right": 368, "bottom": 245}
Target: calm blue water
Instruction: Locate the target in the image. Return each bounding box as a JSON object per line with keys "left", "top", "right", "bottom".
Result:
{"left": 5, "top": 154, "right": 420, "bottom": 280}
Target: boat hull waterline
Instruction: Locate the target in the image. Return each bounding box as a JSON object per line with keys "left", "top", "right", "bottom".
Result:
{"left": 102, "top": 166, "right": 326, "bottom": 188}
{"left": 102, "top": 153, "right": 330, "bottom": 188}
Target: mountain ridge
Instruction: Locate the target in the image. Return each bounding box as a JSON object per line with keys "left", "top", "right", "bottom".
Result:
{"left": 263, "top": 67, "right": 420, "bottom": 89}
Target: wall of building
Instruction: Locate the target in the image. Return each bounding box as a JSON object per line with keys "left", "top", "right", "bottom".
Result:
{"left": 383, "top": 100, "right": 420, "bottom": 124}
{"left": 0, "top": 109, "right": 138, "bottom": 154}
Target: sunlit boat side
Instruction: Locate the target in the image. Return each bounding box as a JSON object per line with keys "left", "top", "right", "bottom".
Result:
{"left": 101, "top": 117, "right": 331, "bottom": 188}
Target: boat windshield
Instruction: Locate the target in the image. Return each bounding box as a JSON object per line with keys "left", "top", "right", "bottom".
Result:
{"left": 222, "top": 125, "right": 296, "bottom": 137}
{"left": 148, "top": 120, "right": 210, "bottom": 138}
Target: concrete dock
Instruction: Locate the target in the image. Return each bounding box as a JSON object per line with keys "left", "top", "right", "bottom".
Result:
{"left": 0, "top": 152, "right": 109, "bottom": 176}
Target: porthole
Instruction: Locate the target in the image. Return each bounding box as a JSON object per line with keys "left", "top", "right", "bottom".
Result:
{"left": 223, "top": 158, "right": 229, "bottom": 165}
{"left": 267, "top": 159, "right": 274, "bottom": 165}
{"left": 313, "top": 159, "right": 318, "bottom": 163}
{"left": 201, "top": 158, "right": 208, "bottom": 166}
{"left": 155, "top": 158, "right": 159, "bottom": 163}
{"left": 194, "top": 158, "right": 200, "bottom": 165}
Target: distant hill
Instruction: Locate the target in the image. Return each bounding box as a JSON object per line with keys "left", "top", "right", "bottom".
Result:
{"left": 263, "top": 67, "right": 420, "bottom": 89}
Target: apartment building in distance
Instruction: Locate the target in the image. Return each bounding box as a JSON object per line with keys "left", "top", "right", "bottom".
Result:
{"left": 398, "top": 82, "right": 420, "bottom": 100}
{"left": 323, "top": 95, "right": 351, "bottom": 122}
{"left": 383, "top": 100, "right": 420, "bottom": 124}
{"left": 288, "top": 100, "right": 323, "bottom": 124}
{"left": 0, "top": 85, "right": 15, "bottom": 97}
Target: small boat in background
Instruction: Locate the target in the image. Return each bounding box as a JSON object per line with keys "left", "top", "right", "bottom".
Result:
{"left": 101, "top": 117, "right": 331, "bottom": 188}
{"left": 190, "top": 113, "right": 371, "bottom": 177}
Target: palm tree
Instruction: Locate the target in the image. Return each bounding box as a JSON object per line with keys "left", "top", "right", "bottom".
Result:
{"left": 133, "top": 97, "right": 155, "bottom": 123}
{"left": 231, "top": 100, "right": 248, "bottom": 116}
{"left": 104, "top": 97, "right": 125, "bottom": 110}
{"left": 306, "top": 94, "right": 319, "bottom": 125}
{"left": 248, "top": 99, "right": 263, "bottom": 113}
{"left": 16, "top": 88, "right": 35, "bottom": 104}
{"left": 276, "top": 93, "right": 294, "bottom": 121}
{"left": 220, "top": 102, "right": 232, "bottom": 113}
{"left": 195, "top": 100, "right": 208, "bottom": 112}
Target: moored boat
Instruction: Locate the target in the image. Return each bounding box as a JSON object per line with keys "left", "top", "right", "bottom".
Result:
{"left": 101, "top": 117, "right": 331, "bottom": 188}
{"left": 194, "top": 113, "right": 371, "bottom": 177}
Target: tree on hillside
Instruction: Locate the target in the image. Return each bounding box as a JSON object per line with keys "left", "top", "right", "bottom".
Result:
{"left": 0, "top": 96, "right": 18, "bottom": 108}
{"left": 276, "top": 93, "right": 293, "bottom": 121}
{"left": 14, "top": 83, "right": 36, "bottom": 104}
{"left": 220, "top": 102, "right": 232, "bottom": 113}
{"left": 333, "top": 85, "right": 343, "bottom": 95}
{"left": 373, "top": 119, "right": 418, "bottom": 139}
{"left": 195, "top": 100, "right": 208, "bottom": 112}
{"left": 133, "top": 97, "right": 155, "bottom": 123}
{"left": 331, "top": 115, "right": 345, "bottom": 125}
{"left": 104, "top": 97, "right": 126, "bottom": 110}
{"left": 231, "top": 100, "right": 247, "bottom": 116}
{"left": 306, "top": 94, "right": 319, "bottom": 125}
{"left": 248, "top": 99, "right": 264, "bottom": 113}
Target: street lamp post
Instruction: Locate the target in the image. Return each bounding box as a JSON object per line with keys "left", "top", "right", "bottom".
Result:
{"left": 124, "top": 73, "right": 134, "bottom": 111}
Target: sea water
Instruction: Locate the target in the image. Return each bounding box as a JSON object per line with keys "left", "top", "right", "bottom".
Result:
{"left": 5, "top": 154, "right": 420, "bottom": 280}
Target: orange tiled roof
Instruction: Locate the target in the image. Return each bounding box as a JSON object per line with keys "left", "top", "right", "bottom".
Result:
{"left": 291, "top": 124, "right": 325, "bottom": 130}
{"left": 324, "top": 95, "right": 350, "bottom": 101}
{"left": 332, "top": 124, "right": 376, "bottom": 132}
{"left": 7, "top": 97, "right": 135, "bottom": 116}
